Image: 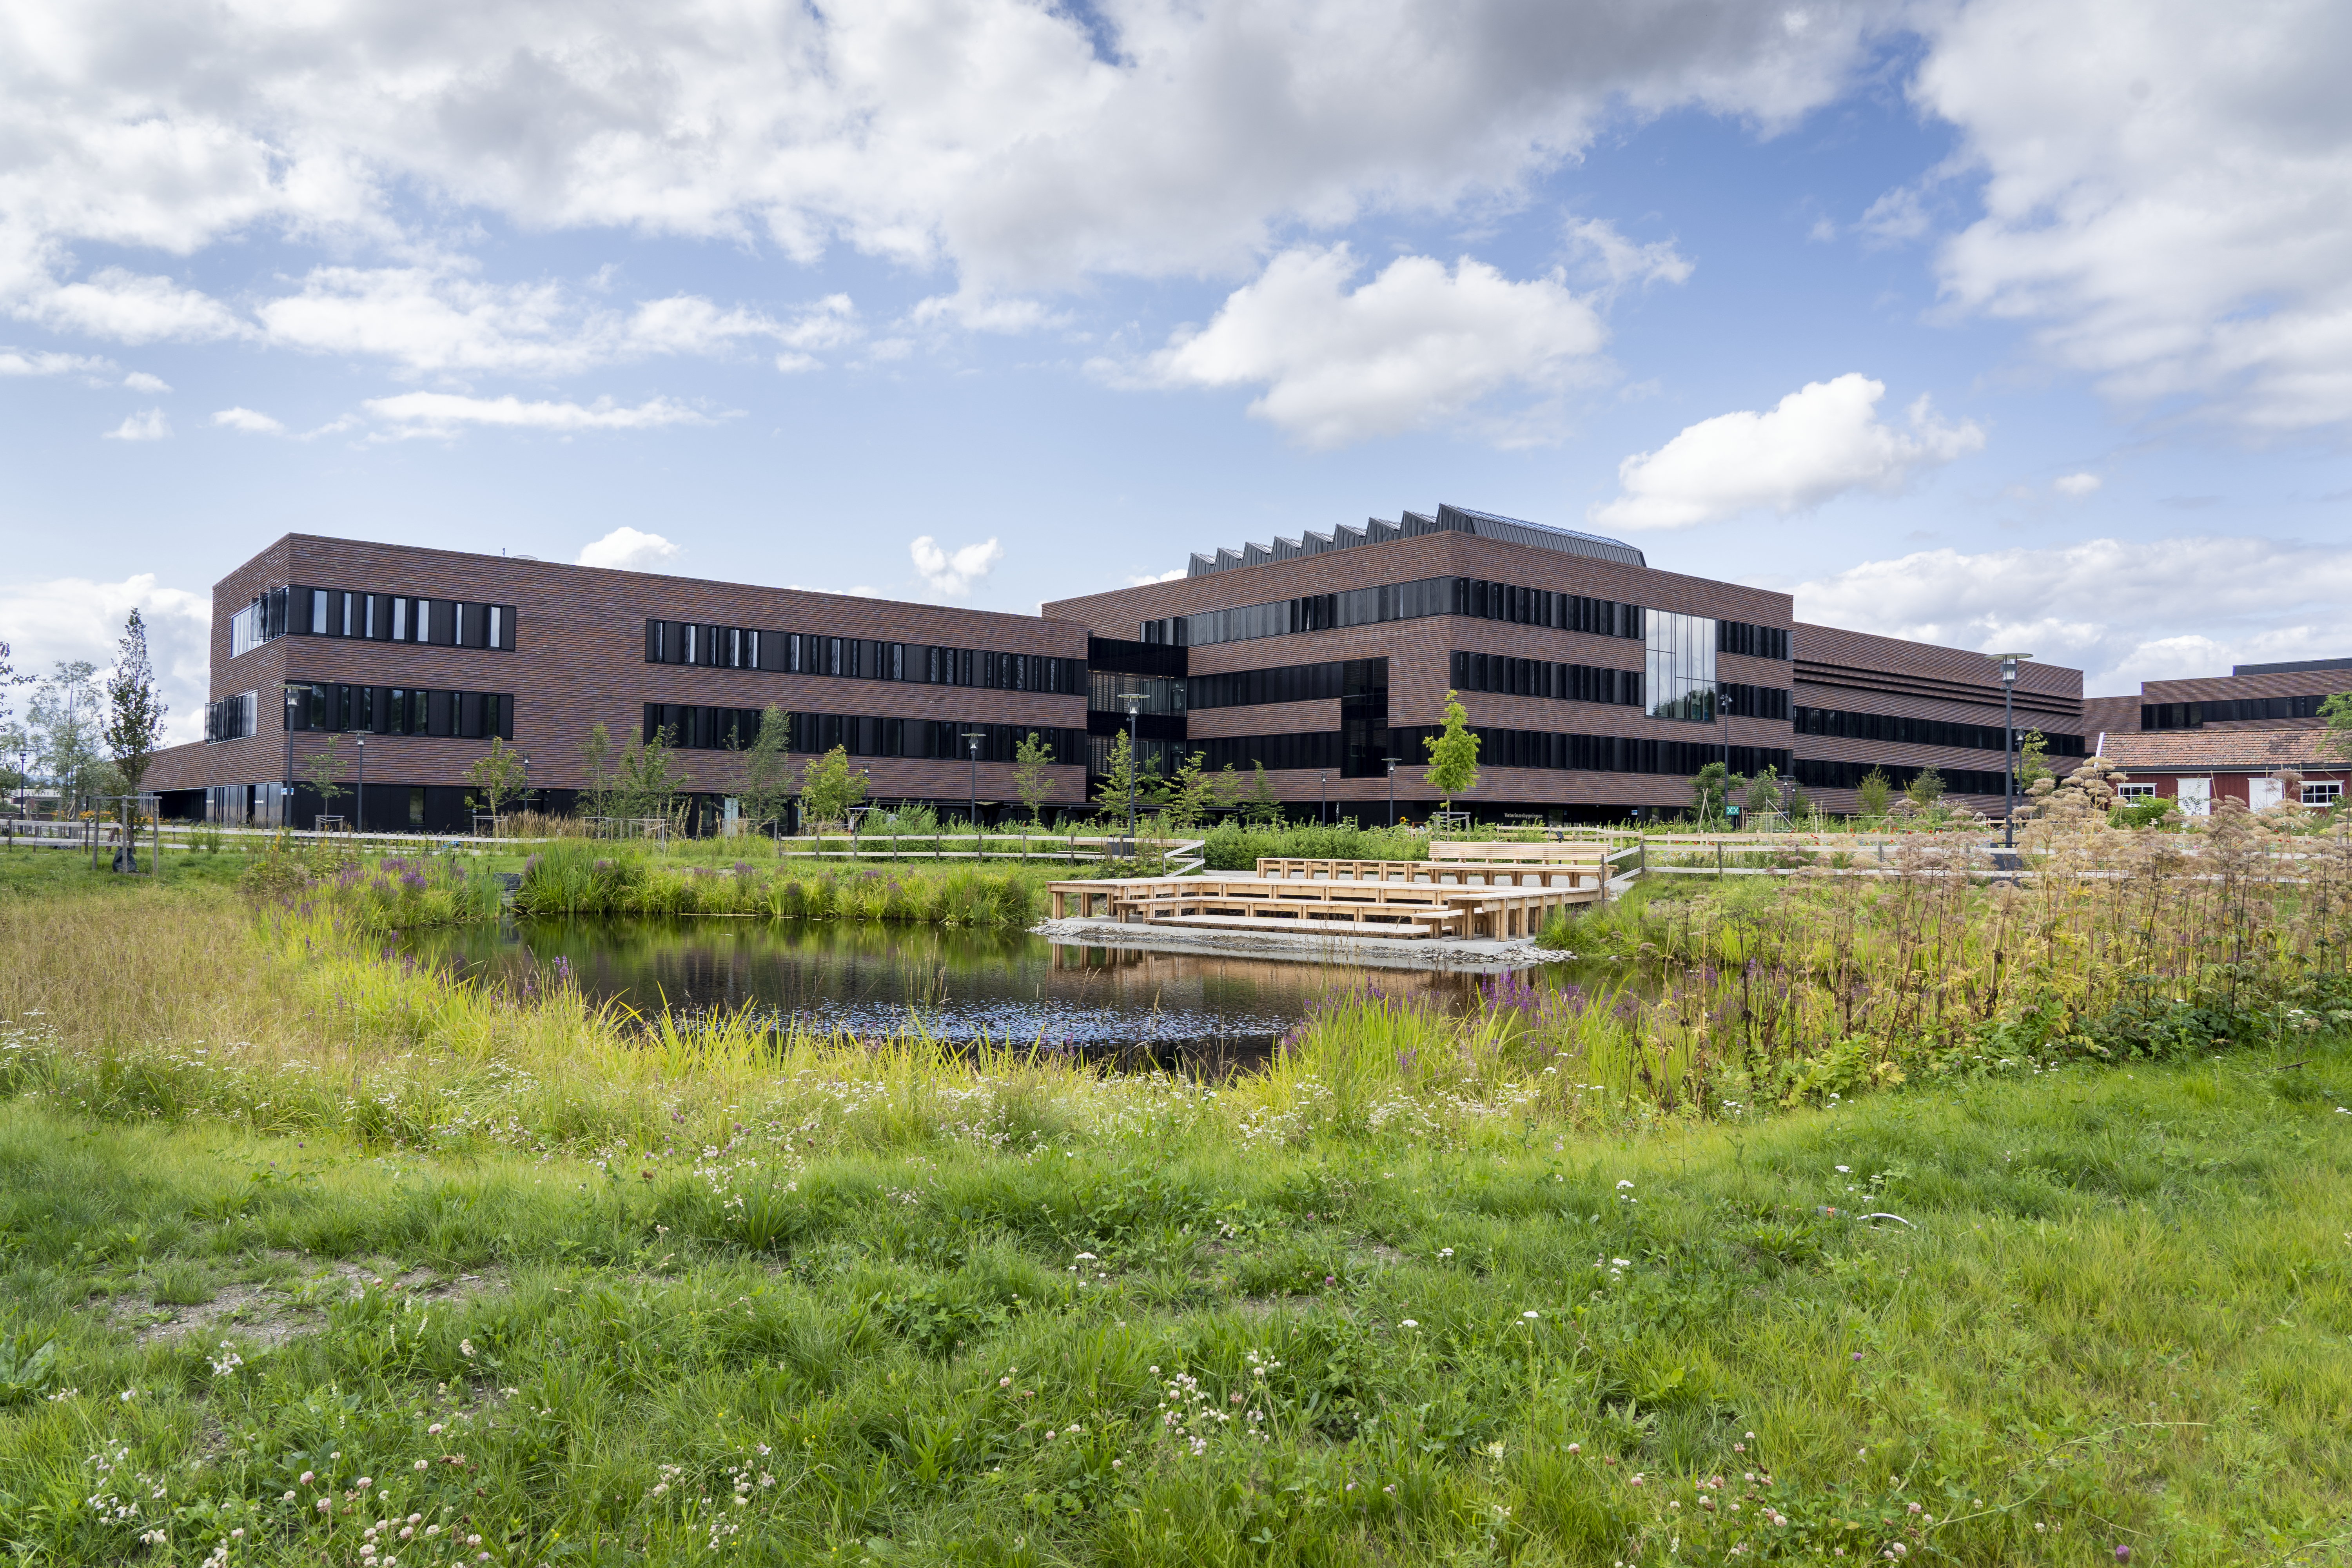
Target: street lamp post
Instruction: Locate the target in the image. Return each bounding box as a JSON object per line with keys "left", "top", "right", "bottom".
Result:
{"left": 1991, "top": 653, "right": 2033, "bottom": 848}
{"left": 354, "top": 735, "right": 365, "bottom": 838}
{"left": 284, "top": 684, "right": 299, "bottom": 830}
{"left": 1718, "top": 684, "right": 1735, "bottom": 826}
{"left": 1385, "top": 757, "right": 1399, "bottom": 829}
{"left": 1118, "top": 693, "right": 1147, "bottom": 850}
{"left": 961, "top": 732, "right": 985, "bottom": 838}
{"left": 1319, "top": 771, "right": 1327, "bottom": 827}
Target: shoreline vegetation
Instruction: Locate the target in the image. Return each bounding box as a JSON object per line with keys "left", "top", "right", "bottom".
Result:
{"left": 2, "top": 811, "right": 2349, "bottom": 1563}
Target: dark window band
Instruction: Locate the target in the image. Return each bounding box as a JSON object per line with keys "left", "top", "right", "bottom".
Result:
{"left": 2141, "top": 695, "right": 2329, "bottom": 730}
{"left": 1138, "top": 576, "right": 1644, "bottom": 649}
{"left": 289, "top": 586, "right": 516, "bottom": 650}
{"left": 287, "top": 683, "right": 513, "bottom": 740}
{"left": 644, "top": 619, "right": 1083, "bottom": 695}
{"left": 1795, "top": 706, "right": 2085, "bottom": 755}
{"left": 1193, "top": 725, "right": 1792, "bottom": 780}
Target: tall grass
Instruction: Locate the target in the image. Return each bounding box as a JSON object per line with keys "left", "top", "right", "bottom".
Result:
{"left": 511, "top": 841, "right": 1039, "bottom": 926}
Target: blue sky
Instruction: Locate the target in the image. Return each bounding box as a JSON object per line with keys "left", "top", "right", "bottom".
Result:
{"left": 3, "top": 0, "right": 2348, "bottom": 740}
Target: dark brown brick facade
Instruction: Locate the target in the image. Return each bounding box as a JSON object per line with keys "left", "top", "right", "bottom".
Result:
{"left": 150, "top": 526, "right": 2093, "bottom": 825}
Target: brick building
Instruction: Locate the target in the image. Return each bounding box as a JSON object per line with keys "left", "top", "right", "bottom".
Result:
{"left": 147, "top": 511, "right": 2088, "bottom": 829}
{"left": 2085, "top": 656, "right": 2352, "bottom": 747}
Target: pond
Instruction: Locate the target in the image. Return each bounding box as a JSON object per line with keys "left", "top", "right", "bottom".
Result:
{"left": 404, "top": 918, "right": 1608, "bottom": 1063}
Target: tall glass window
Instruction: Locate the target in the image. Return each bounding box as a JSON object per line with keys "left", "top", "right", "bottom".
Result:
{"left": 1645, "top": 611, "right": 1717, "bottom": 723}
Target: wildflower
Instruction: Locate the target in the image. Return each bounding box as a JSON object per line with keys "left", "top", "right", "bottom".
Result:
{"left": 2116, "top": 1549, "right": 2132, "bottom": 1563}
{"left": 459, "top": 1339, "right": 475, "bottom": 1358}
{"left": 357, "top": 1477, "right": 372, "bottom": 1490}
{"left": 318, "top": 1499, "right": 332, "bottom": 1513}
{"left": 1400, "top": 1319, "right": 1418, "bottom": 1328}
{"left": 1438, "top": 1247, "right": 1454, "bottom": 1258}
{"left": 1612, "top": 1258, "right": 1630, "bottom": 1268}
{"left": 1522, "top": 1310, "right": 1539, "bottom": 1320}
{"left": 1566, "top": 1443, "right": 1580, "bottom": 1454}
{"left": 414, "top": 1460, "right": 428, "bottom": 1472}
{"left": 1000, "top": 1377, "right": 1011, "bottom": 1387}
{"left": 301, "top": 1472, "right": 315, "bottom": 1485}
{"left": 1835, "top": 1165, "right": 1850, "bottom": 1173}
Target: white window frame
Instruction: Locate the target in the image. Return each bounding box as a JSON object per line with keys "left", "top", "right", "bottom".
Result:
{"left": 2118, "top": 782, "right": 2156, "bottom": 799}
{"left": 2304, "top": 780, "right": 2344, "bottom": 808}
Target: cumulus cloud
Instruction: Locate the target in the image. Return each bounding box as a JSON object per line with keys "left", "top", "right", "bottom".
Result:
{"left": 1567, "top": 218, "right": 1693, "bottom": 292}
{"left": 211, "top": 407, "right": 285, "bottom": 434}
{"left": 2053, "top": 471, "right": 2101, "bottom": 496}
{"left": 1137, "top": 245, "right": 1613, "bottom": 448}
{"left": 1127, "top": 568, "right": 1187, "bottom": 586}
{"left": 1791, "top": 535, "right": 2352, "bottom": 693}
{"left": 122, "top": 371, "right": 169, "bottom": 393}
{"left": 18, "top": 269, "right": 248, "bottom": 344}
{"left": 103, "top": 408, "right": 170, "bottom": 441}
{"left": 576, "top": 526, "right": 682, "bottom": 573}
{"left": 361, "top": 393, "right": 717, "bottom": 437}
{"left": 255, "top": 267, "right": 861, "bottom": 376}
{"left": 0, "top": 0, "right": 1885, "bottom": 332}
{"left": 0, "top": 347, "right": 111, "bottom": 377}
{"left": 1913, "top": 0, "right": 2352, "bottom": 430}
{"left": 910, "top": 535, "right": 1004, "bottom": 597}
{"left": 0, "top": 572, "right": 211, "bottom": 744}
{"left": 1593, "top": 373, "right": 1985, "bottom": 530}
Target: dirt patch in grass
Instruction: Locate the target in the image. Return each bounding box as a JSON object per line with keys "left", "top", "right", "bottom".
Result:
{"left": 101, "top": 1255, "right": 508, "bottom": 1348}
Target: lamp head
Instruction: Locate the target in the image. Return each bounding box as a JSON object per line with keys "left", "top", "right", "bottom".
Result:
{"left": 1990, "top": 652, "right": 2031, "bottom": 684}
{"left": 1119, "top": 692, "right": 1146, "bottom": 716}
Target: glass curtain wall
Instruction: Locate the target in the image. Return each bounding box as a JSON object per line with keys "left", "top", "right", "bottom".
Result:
{"left": 1645, "top": 611, "right": 1717, "bottom": 723}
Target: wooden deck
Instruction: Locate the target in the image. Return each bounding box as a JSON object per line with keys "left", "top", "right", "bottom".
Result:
{"left": 1250, "top": 857, "right": 1606, "bottom": 895}
{"left": 1048, "top": 869, "right": 1596, "bottom": 940}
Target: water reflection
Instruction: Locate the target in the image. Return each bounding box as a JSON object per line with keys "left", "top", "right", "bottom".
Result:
{"left": 403, "top": 918, "right": 1505, "bottom": 1058}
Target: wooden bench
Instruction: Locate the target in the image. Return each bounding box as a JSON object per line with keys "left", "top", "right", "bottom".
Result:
{"left": 1429, "top": 840, "right": 1609, "bottom": 864}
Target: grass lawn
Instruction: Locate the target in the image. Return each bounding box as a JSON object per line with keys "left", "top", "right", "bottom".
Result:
{"left": 1, "top": 1042, "right": 2347, "bottom": 1565}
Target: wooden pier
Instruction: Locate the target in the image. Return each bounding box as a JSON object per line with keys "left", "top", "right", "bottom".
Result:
{"left": 1047, "top": 854, "right": 1604, "bottom": 941}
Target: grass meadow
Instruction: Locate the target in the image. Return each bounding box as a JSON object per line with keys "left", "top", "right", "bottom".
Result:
{"left": 0, "top": 823, "right": 2348, "bottom": 1564}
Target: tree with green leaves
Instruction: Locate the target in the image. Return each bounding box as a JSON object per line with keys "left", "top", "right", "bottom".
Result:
{"left": 1690, "top": 760, "right": 1745, "bottom": 821}
{"left": 464, "top": 735, "right": 529, "bottom": 822}
{"left": 1421, "top": 689, "right": 1481, "bottom": 813}
{"left": 1906, "top": 765, "right": 1947, "bottom": 808}
{"left": 1238, "top": 760, "right": 1282, "bottom": 827}
{"left": 29, "top": 661, "right": 105, "bottom": 814}
{"left": 1163, "top": 751, "right": 1237, "bottom": 830}
{"left": 613, "top": 725, "right": 689, "bottom": 824}
{"left": 1743, "top": 766, "right": 1786, "bottom": 819}
{"left": 1091, "top": 729, "right": 1164, "bottom": 818}
{"left": 799, "top": 745, "right": 867, "bottom": 829}
{"left": 1011, "top": 731, "right": 1058, "bottom": 825}
{"left": 735, "top": 705, "right": 797, "bottom": 835}
{"left": 2016, "top": 728, "right": 2053, "bottom": 788}
{"left": 1854, "top": 767, "right": 1893, "bottom": 817}
{"left": 102, "top": 610, "right": 168, "bottom": 802}
{"left": 2323, "top": 693, "right": 2352, "bottom": 763}
{"left": 578, "top": 722, "right": 615, "bottom": 819}
{"left": 303, "top": 735, "right": 348, "bottom": 817}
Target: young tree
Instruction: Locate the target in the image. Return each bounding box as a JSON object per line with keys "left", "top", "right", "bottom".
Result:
{"left": 303, "top": 735, "right": 348, "bottom": 817}
{"left": 799, "top": 745, "right": 868, "bottom": 828}
{"left": 1421, "top": 689, "right": 1481, "bottom": 812}
{"left": 1742, "top": 766, "right": 1786, "bottom": 818}
{"left": 2016, "top": 728, "right": 2053, "bottom": 788}
{"left": 578, "top": 722, "right": 615, "bottom": 819}
{"left": 29, "top": 661, "right": 104, "bottom": 813}
{"left": 1689, "top": 760, "right": 1745, "bottom": 820}
{"left": 1091, "top": 729, "right": 1164, "bottom": 817}
{"left": 464, "top": 735, "right": 529, "bottom": 821}
{"left": 1854, "top": 767, "right": 1893, "bottom": 817}
{"left": 735, "top": 705, "right": 797, "bottom": 835}
{"left": 102, "top": 609, "right": 169, "bottom": 801}
{"left": 1238, "top": 760, "right": 1283, "bottom": 827}
{"left": 614, "top": 725, "right": 688, "bottom": 824}
{"left": 1163, "top": 751, "right": 1236, "bottom": 830}
{"left": 1011, "top": 731, "right": 1059, "bottom": 825}
{"left": 1905, "top": 765, "right": 1947, "bottom": 808}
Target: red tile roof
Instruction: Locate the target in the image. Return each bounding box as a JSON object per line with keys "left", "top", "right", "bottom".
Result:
{"left": 2099, "top": 727, "right": 2350, "bottom": 773}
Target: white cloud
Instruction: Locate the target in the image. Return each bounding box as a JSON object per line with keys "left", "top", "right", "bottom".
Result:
{"left": 103, "top": 407, "right": 170, "bottom": 441}
{"left": 0, "top": 572, "right": 211, "bottom": 744}
{"left": 1567, "top": 218, "right": 1693, "bottom": 291}
{"left": 577, "top": 526, "right": 682, "bottom": 573}
{"left": 1791, "top": 535, "right": 2352, "bottom": 693}
{"left": 1127, "top": 568, "right": 1187, "bottom": 586}
{"left": 910, "top": 535, "right": 1004, "bottom": 597}
{"left": 1136, "top": 245, "right": 1613, "bottom": 448}
{"left": 0, "top": 0, "right": 1884, "bottom": 335}
{"left": 361, "top": 393, "right": 717, "bottom": 437}
{"left": 1593, "top": 373, "right": 1985, "bottom": 530}
{"left": 909, "top": 288, "right": 1056, "bottom": 334}
{"left": 19, "top": 268, "right": 248, "bottom": 344}
{"left": 121, "top": 371, "right": 170, "bottom": 393}
{"left": 2053, "top": 471, "right": 2101, "bottom": 497}
{"left": 251, "top": 266, "right": 861, "bottom": 375}
{"left": 0, "top": 347, "right": 111, "bottom": 377}
{"left": 211, "top": 407, "right": 285, "bottom": 434}
{"left": 1913, "top": 0, "right": 2352, "bottom": 430}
